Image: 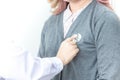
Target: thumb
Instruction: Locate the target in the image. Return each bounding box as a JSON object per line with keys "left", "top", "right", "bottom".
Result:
{"left": 66, "top": 34, "right": 77, "bottom": 42}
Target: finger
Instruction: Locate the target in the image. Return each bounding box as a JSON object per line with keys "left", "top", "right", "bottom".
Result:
{"left": 74, "top": 48, "right": 79, "bottom": 55}
{"left": 72, "top": 45, "right": 77, "bottom": 49}
{"left": 75, "top": 48, "right": 79, "bottom": 54}
{"left": 70, "top": 45, "right": 78, "bottom": 51}
{"left": 70, "top": 34, "right": 77, "bottom": 41}
{"left": 70, "top": 40, "right": 77, "bottom": 45}
{"left": 72, "top": 48, "right": 79, "bottom": 57}
{"left": 66, "top": 34, "right": 77, "bottom": 42}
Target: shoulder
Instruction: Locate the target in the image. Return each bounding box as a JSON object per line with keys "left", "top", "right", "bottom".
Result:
{"left": 93, "top": 2, "right": 119, "bottom": 23}
{"left": 41, "top": 13, "right": 63, "bottom": 34}
{"left": 42, "top": 15, "right": 56, "bottom": 32}
{"left": 42, "top": 12, "right": 63, "bottom": 30}
{"left": 45, "top": 13, "right": 62, "bottom": 24}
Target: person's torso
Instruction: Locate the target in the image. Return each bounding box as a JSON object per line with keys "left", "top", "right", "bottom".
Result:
{"left": 41, "top": 0, "right": 113, "bottom": 80}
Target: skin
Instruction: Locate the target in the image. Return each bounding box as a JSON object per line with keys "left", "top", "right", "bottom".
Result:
{"left": 49, "top": 0, "right": 112, "bottom": 65}
{"left": 70, "top": 1, "right": 89, "bottom": 12}
{"left": 48, "top": 0, "right": 112, "bottom": 15}
{"left": 64, "top": 0, "right": 112, "bottom": 13}
{"left": 56, "top": 35, "right": 79, "bottom": 65}
{"left": 64, "top": 0, "right": 93, "bottom": 13}
{"left": 64, "top": 0, "right": 111, "bottom": 7}
{"left": 48, "top": 0, "right": 112, "bottom": 65}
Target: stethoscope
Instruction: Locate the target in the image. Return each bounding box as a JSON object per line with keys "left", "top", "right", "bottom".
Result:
{"left": 73, "top": 33, "right": 82, "bottom": 43}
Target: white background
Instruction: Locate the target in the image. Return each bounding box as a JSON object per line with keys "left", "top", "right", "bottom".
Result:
{"left": 0, "top": 0, "right": 120, "bottom": 56}
{"left": 0, "top": 0, "right": 51, "bottom": 56}
{"left": 111, "top": 0, "right": 120, "bottom": 18}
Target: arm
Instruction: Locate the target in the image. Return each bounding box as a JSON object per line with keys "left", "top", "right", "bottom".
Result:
{"left": 95, "top": 12, "right": 120, "bottom": 80}
{"left": 0, "top": 35, "right": 79, "bottom": 80}
{"left": 0, "top": 46, "right": 62, "bottom": 80}
{"left": 32, "top": 35, "right": 79, "bottom": 80}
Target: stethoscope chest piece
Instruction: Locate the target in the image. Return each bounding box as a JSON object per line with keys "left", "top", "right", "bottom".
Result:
{"left": 73, "top": 33, "right": 82, "bottom": 43}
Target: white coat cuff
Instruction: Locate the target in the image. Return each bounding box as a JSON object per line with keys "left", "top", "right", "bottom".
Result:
{"left": 52, "top": 57, "right": 63, "bottom": 73}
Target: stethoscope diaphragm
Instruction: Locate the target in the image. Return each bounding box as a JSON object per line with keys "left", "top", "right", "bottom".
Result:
{"left": 73, "top": 33, "right": 81, "bottom": 43}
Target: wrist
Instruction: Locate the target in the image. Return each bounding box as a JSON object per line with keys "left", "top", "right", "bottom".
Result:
{"left": 56, "top": 55, "right": 66, "bottom": 66}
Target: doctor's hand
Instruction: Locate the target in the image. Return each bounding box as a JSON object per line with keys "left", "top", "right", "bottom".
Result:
{"left": 56, "top": 35, "right": 79, "bottom": 66}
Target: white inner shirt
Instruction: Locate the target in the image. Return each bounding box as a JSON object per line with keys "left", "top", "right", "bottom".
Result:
{"left": 63, "top": 2, "right": 92, "bottom": 37}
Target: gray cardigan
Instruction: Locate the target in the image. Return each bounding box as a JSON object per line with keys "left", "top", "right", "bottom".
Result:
{"left": 39, "top": 0, "right": 120, "bottom": 80}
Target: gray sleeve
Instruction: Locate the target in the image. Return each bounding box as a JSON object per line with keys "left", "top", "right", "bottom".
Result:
{"left": 94, "top": 12, "right": 120, "bottom": 80}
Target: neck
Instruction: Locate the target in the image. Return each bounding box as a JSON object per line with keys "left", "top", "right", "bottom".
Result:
{"left": 69, "top": 0, "right": 92, "bottom": 13}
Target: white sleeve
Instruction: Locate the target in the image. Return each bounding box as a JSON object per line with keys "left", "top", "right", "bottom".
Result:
{"left": 30, "top": 57, "right": 63, "bottom": 80}
{"left": 0, "top": 42, "right": 63, "bottom": 80}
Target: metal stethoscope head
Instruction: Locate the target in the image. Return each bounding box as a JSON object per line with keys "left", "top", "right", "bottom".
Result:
{"left": 73, "top": 33, "right": 81, "bottom": 43}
